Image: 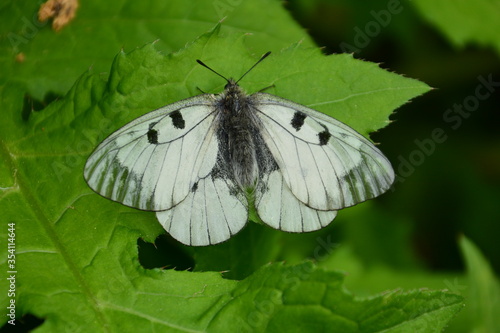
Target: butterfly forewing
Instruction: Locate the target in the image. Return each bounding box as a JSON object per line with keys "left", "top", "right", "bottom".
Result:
{"left": 84, "top": 97, "right": 219, "bottom": 211}
{"left": 253, "top": 93, "right": 395, "bottom": 212}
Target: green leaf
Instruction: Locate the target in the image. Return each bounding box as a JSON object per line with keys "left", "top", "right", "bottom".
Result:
{"left": 0, "top": 23, "right": 443, "bottom": 331}
{"left": 316, "top": 235, "right": 500, "bottom": 333}
{"left": 208, "top": 262, "right": 464, "bottom": 332}
{"left": 0, "top": 0, "right": 315, "bottom": 100}
{"left": 412, "top": 0, "right": 500, "bottom": 54}
{"left": 460, "top": 236, "right": 500, "bottom": 333}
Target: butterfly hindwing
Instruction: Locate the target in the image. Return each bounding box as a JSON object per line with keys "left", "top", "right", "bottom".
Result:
{"left": 156, "top": 170, "right": 248, "bottom": 246}
{"left": 253, "top": 93, "right": 395, "bottom": 215}
{"left": 256, "top": 170, "right": 337, "bottom": 232}
{"left": 84, "top": 96, "right": 219, "bottom": 211}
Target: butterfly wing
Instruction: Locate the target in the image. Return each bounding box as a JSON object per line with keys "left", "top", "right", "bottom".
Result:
{"left": 84, "top": 96, "right": 220, "bottom": 211}
{"left": 256, "top": 169, "right": 337, "bottom": 232}
{"left": 85, "top": 95, "right": 249, "bottom": 246}
{"left": 253, "top": 93, "right": 394, "bottom": 231}
{"left": 156, "top": 171, "right": 248, "bottom": 246}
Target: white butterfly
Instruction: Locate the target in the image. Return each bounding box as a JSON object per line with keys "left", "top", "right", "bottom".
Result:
{"left": 84, "top": 52, "right": 395, "bottom": 246}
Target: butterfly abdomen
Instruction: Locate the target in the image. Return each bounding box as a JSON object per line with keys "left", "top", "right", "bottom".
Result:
{"left": 229, "top": 122, "right": 258, "bottom": 188}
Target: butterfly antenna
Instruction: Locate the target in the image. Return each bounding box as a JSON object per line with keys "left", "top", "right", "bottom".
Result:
{"left": 196, "top": 59, "right": 229, "bottom": 82}
{"left": 236, "top": 51, "right": 271, "bottom": 84}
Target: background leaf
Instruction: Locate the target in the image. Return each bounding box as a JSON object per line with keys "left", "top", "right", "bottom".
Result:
{"left": 459, "top": 236, "right": 500, "bottom": 333}
{"left": 207, "top": 262, "right": 463, "bottom": 332}
{"left": 411, "top": 0, "right": 500, "bottom": 54}
{"left": 0, "top": 0, "right": 316, "bottom": 100}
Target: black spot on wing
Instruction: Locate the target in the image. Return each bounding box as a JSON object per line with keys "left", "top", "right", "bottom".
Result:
{"left": 318, "top": 125, "right": 331, "bottom": 145}
{"left": 170, "top": 110, "right": 185, "bottom": 129}
{"left": 147, "top": 128, "right": 158, "bottom": 144}
{"left": 291, "top": 111, "right": 307, "bottom": 131}
{"left": 191, "top": 182, "right": 198, "bottom": 193}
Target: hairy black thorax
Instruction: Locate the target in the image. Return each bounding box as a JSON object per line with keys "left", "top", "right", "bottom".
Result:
{"left": 215, "top": 80, "right": 260, "bottom": 189}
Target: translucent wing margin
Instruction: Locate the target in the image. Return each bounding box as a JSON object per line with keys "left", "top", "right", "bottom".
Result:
{"left": 253, "top": 93, "right": 395, "bottom": 213}
{"left": 84, "top": 96, "right": 219, "bottom": 211}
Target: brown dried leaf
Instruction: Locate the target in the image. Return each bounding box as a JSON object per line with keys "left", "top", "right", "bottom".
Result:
{"left": 38, "top": 0, "right": 79, "bottom": 31}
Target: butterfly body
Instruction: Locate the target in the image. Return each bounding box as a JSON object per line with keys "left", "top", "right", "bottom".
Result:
{"left": 214, "top": 79, "right": 263, "bottom": 189}
{"left": 85, "top": 55, "right": 395, "bottom": 246}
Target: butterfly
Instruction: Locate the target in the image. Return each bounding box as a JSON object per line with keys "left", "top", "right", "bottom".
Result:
{"left": 84, "top": 51, "right": 395, "bottom": 246}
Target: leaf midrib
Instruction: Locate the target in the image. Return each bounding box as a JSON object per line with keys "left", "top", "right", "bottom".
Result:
{"left": 0, "top": 139, "right": 111, "bottom": 331}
